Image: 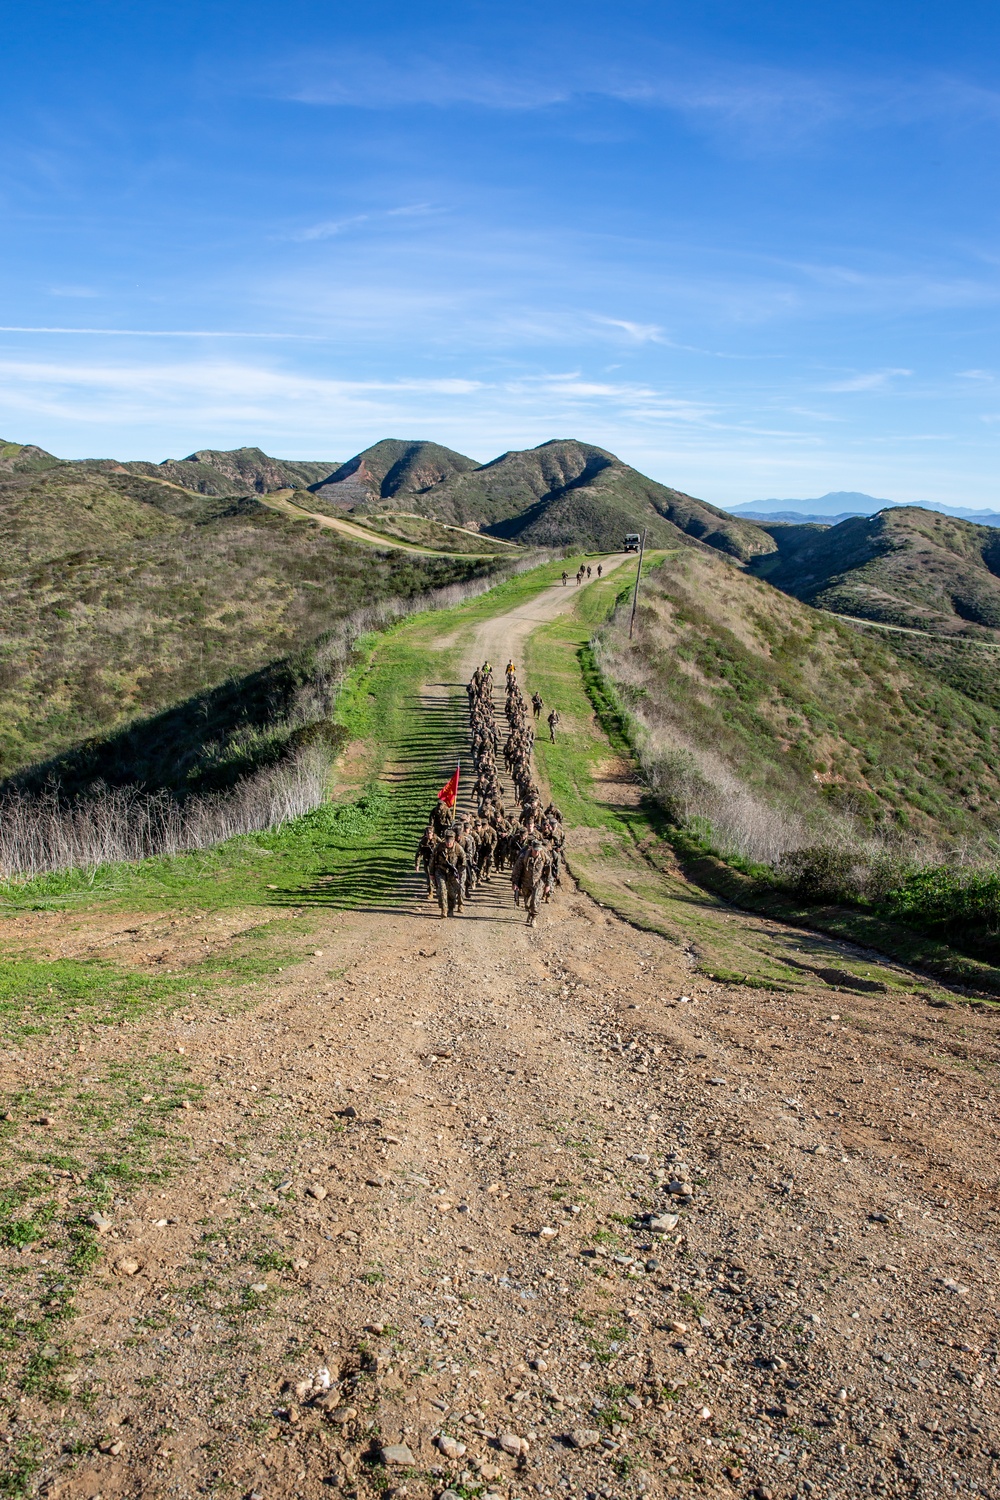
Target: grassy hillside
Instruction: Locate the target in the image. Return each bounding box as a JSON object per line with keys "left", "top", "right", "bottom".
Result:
{"left": 410, "top": 439, "right": 775, "bottom": 560}
{"left": 345, "top": 510, "right": 516, "bottom": 554}
{"left": 753, "top": 507, "right": 1000, "bottom": 638}
{"left": 596, "top": 547, "right": 1000, "bottom": 856}
{"left": 0, "top": 439, "right": 62, "bottom": 475}
{"left": 0, "top": 461, "right": 506, "bottom": 785}
{"left": 126, "top": 446, "right": 337, "bottom": 494}
{"left": 311, "top": 438, "right": 476, "bottom": 509}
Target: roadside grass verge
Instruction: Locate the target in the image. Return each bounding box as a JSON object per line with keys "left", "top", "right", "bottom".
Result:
{"left": 524, "top": 565, "right": 996, "bottom": 1000}
{"left": 0, "top": 556, "right": 581, "bottom": 922}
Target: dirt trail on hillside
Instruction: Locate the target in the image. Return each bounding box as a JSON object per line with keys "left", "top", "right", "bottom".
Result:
{"left": 260, "top": 493, "right": 490, "bottom": 557}
{"left": 4, "top": 565, "right": 1000, "bottom": 1500}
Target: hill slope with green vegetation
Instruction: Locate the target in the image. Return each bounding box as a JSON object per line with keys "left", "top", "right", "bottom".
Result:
{"left": 752, "top": 507, "right": 1000, "bottom": 637}
{"left": 0, "top": 459, "right": 508, "bottom": 787}
{"left": 310, "top": 438, "right": 477, "bottom": 510}
{"left": 315, "top": 437, "right": 775, "bottom": 560}
{"left": 126, "top": 445, "right": 337, "bottom": 494}
{"left": 596, "top": 546, "right": 1000, "bottom": 860}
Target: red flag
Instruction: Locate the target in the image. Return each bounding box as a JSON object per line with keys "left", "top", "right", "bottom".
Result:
{"left": 437, "top": 765, "right": 460, "bottom": 808}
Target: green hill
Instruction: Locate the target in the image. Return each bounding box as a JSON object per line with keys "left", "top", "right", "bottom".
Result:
{"left": 320, "top": 437, "right": 774, "bottom": 560}
{"left": 752, "top": 507, "right": 1000, "bottom": 638}
{"left": 0, "top": 439, "right": 62, "bottom": 475}
{"left": 310, "top": 439, "right": 477, "bottom": 510}
{"left": 125, "top": 445, "right": 338, "bottom": 495}
{"left": 0, "top": 458, "right": 505, "bottom": 787}
{"left": 598, "top": 546, "right": 1000, "bottom": 855}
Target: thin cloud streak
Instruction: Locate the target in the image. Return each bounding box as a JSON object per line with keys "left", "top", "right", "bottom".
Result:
{"left": 0, "top": 327, "right": 327, "bottom": 339}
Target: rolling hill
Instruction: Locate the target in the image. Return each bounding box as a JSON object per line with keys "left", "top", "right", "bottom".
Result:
{"left": 126, "top": 446, "right": 338, "bottom": 495}
{"left": 309, "top": 438, "right": 476, "bottom": 509}
{"left": 0, "top": 456, "right": 506, "bottom": 790}
{"left": 313, "top": 437, "right": 775, "bottom": 560}
{"left": 597, "top": 545, "right": 1000, "bottom": 859}
{"left": 751, "top": 507, "right": 1000, "bottom": 637}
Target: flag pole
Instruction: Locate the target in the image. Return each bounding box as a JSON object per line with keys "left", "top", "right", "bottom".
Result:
{"left": 628, "top": 528, "right": 647, "bottom": 640}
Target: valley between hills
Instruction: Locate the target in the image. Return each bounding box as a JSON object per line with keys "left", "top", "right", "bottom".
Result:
{"left": 0, "top": 439, "right": 999, "bottom": 1500}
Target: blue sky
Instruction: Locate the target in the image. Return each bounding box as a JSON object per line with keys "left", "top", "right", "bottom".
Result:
{"left": 2, "top": 0, "right": 999, "bottom": 505}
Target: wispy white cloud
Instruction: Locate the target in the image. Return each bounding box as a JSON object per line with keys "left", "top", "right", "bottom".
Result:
{"left": 823, "top": 368, "right": 913, "bottom": 393}
{"left": 48, "top": 285, "right": 101, "bottom": 299}
{"left": 592, "top": 316, "right": 665, "bottom": 344}
{"left": 260, "top": 45, "right": 1000, "bottom": 153}
{"left": 286, "top": 203, "right": 436, "bottom": 243}
{"left": 0, "top": 326, "right": 323, "bottom": 339}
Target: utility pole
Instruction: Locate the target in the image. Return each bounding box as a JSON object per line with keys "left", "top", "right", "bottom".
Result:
{"left": 628, "top": 528, "right": 646, "bottom": 639}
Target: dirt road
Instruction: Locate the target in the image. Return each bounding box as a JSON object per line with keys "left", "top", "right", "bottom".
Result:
{"left": 259, "top": 492, "right": 493, "bottom": 557}
{"left": 4, "top": 566, "right": 999, "bottom": 1500}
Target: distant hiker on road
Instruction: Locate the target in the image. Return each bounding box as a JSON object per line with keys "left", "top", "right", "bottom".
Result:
{"left": 597, "top": 563, "right": 603, "bottom": 578}
{"left": 547, "top": 709, "right": 560, "bottom": 742}
{"left": 561, "top": 571, "right": 568, "bottom": 585}
{"left": 531, "top": 692, "right": 543, "bottom": 719}
{"left": 586, "top": 565, "right": 592, "bottom": 578}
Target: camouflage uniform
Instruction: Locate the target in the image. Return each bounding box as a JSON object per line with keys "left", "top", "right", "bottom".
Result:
{"left": 428, "top": 838, "right": 466, "bottom": 918}
{"left": 511, "top": 840, "right": 550, "bottom": 927}
{"left": 458, "top": 824, "right": 479, "bottom": 898}
{"left": 476, "top": 821, "right": 497, "bottom": 882}
{"left": 414, "top": 824, "right": 437, "bottom": 898}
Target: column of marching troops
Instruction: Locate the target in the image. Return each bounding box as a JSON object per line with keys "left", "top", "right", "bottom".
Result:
{"left": 414, "top": 659, "right": 566, "bottom": 925}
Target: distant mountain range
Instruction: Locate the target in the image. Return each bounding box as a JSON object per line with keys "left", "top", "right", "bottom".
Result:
{"left": 725, "top": 491, "right": 1000, "bottom": 528}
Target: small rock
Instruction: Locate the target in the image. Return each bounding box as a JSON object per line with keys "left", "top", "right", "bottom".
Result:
{"left": 648, "top": 1213, "right": 679, "bottom": 1234}
{"left": 939, "top": 1277, "right": 970, "bottom": 1296}
{"left": 116, "top": 1257, "right": 141, "bottom": 1276}
{"left": 439, "top": 1491, "right": 462, "bottom": 1500}
{"left": 436, "top": 1434, "right": 466, "bottom": 1460}
{"left": 708, "top": 1077, "right": 727, "bottom": 1086}
{"left": 628, "top": 1153, "right": 649, "bottom": 1164}
{"left": 538, "top": 1225, "right": 558, "bottom": 1239}
{"left": 313, "top": 950, "right": 323, "bottom": 957}
{"left": 38, "top": 1114, "right": 53, "bottom": 1126}
{"left": 327, "top": 1405, "right": 357, "bottom": 1425}
{"left": 342, "top": 1105, "right": 359, "bottom": 1119}
{"left": 567, "top": 1428, "right": 601, "bottom": 1450}
{"left": 176, "top": 1046, "right": 186, "bottom": 1055}
{"left": 382, "top": 1444, "right": 416, "bottom": 1467}
{"left": 250, "top": 1282, "right": 269, "bottom": 1293}
{"left": 307, "top": 1184, "right": 328, "bottom": 1201}
{"left": 667, "top": 1319, "right": 688, "bottom": 1335}
{"left": 497, "top": 1432, "right": 527, "bottom": 1456}
{"left": 529, "top": 1358, "right": 547, "bottom": 1371}
{"left": 88, "top": 1212, "right": 112, "bottom": 1235}
{"left": 698, "top": 1405, "right": 712, "bottom": 1421}
{"left": 869, "top": 1212, "right": 889, "bottom": 1224}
